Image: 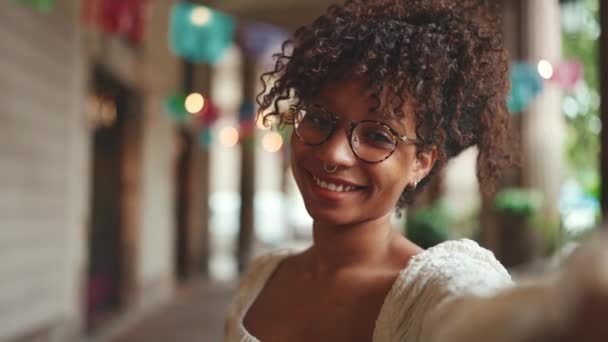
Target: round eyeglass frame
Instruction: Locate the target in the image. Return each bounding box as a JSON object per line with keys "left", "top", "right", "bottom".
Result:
{"left": 292, "top": 104, "right": 419, "bottom": 163}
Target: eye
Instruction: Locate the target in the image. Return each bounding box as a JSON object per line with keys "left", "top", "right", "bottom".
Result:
{"left": 357, "top": 126, "right": 395, "bottom": 149}
{"left": 368, "top": 131, "right": 393, "bottom": 144}
{"left": 303, "top": 110, "right": 334, "bottom": 128}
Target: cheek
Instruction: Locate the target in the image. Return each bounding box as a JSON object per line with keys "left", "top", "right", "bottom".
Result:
{"left": 290, "top": 135, "right": 306, "bottom": 166}
{"left": 378, "top": 168, "right": 409, "bottom": 196}
{"left": 372, "top": 154, "right": 414, "bottom": 198}
{"left": 289, "top": 136, "right": 311, "bottom": 182}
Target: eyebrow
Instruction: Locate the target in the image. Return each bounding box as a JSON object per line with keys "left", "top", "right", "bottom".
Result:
{"left": 382, "top": 114, "right": 407, "bottom": 131}
{"left": 311, "top": 102, "right": 409, "bottom": 136}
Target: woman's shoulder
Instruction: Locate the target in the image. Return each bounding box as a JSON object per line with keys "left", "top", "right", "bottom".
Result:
{"left": 373, "top": 239, "right": 513, "bottom": 341}
{"left": 400, "top": 238, "right": 512, "bottom": 296}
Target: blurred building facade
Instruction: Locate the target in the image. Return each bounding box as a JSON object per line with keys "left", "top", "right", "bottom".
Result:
{"left": 1, "top": 2, "right": 90, "bottom": 340}
{"left": 0, "top": 1, "right": 192, "bottom": 340}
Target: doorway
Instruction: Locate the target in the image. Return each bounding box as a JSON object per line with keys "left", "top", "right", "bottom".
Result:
{"left": 175, "top": 129, "right": 194, "bottom": 281}
{"left": 86, "top": 67, "right": 141, "bottom": 331}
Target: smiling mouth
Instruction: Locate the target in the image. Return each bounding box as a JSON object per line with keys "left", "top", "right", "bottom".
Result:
{"left": 311, "top": 175, "right": 362, "bottom": 192}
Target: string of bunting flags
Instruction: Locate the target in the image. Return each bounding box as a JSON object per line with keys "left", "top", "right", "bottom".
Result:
{"left": 164, "top": 2, "right": 291, "bottom": 151}
{"left": 81, "top": 0, "right": 149, "bottom": 45}
{"left": 16, "top": 0, "right": 583, "bottom": 151}
{"left": 169, "top": 2, "right": 235, "bottom": 64}
{"left": 163, "top": 90, "right": 291, "bottom": 153}
{"left": 508, "top": 59, "right": 583, "bottom": 113}
{"left": 236, "top": 21, "right": 291, "bottom": 65}
{"left": 164, "top": 93, "right": 220, "bottom": 125}
{"left": 15, "top": 0, "right": 55, "bottom": 12}
{"left": 163, "top": 2, "right": 584, "bottom": 149}
{"left": 16, "top": 0, "right": 150, "bottom": 44}
{"left": 164, "top": 91, "right": 220, "bottom": 149}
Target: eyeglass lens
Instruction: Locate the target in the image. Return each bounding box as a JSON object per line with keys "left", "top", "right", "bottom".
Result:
{"left": 294, "top": 107, "right": 397, "bottom": 163}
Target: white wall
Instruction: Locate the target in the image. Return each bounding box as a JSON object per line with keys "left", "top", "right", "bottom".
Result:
{"left": 136, "top": 0, "right": 181, "bottom": 310}
{"left": 0, "top": 1, "right": 87, "bottom": 340}
{"left": 523, "top": 0, "right": 564, "bottom": 220}
{"left": 137, "top": 98, "right": 177, "bottom": 307}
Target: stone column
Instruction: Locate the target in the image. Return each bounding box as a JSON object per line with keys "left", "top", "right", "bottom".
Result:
{"left": 193, "top": 64, "right": 212, "bottom": 276}
{"left": 522, "top": 0, "right": 564, "bottom": 225}
{"left": 237, "top": 50, "right": 257, "bottom": 272}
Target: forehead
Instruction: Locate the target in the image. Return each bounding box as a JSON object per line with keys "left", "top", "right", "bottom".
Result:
{"left": 316, "top": 79, "right": 414, "bottom": 131}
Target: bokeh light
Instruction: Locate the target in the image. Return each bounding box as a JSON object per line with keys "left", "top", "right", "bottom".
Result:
{"left": 261, "top": 132, "right": 283, "bottom": 152}
{"left": 256, "top": 115, "right": 269, "bottom": 130}
{"left": 190, "top": 6, "right": 212, "bottom": 26}
{"left": 100, "top": 99, "right": 117, "bottom": 127}
{"left": 219, "top": 126, "right": 239, "bottom": 147}
{"left": 185, "top": 93, "right": 205, "bottom": 114}
{"left": 537, "top": 60, "right": 554, "bottom": 79}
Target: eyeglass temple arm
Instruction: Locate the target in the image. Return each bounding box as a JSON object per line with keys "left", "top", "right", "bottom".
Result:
{"left": 398, "top": 135, "right": 418, "bottom": 144}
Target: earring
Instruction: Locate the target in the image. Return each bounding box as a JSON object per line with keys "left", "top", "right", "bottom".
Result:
{"left": 413, "top": 177, "right": 420, "bottom": 188}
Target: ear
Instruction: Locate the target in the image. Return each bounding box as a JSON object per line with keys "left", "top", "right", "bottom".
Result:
{"left": 413, "top": 146, "right": 438, "bottom": 182}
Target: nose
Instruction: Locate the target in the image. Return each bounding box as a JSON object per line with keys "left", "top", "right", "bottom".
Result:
{"left": 315, "top": 125, "right": 357, "bottom": 167}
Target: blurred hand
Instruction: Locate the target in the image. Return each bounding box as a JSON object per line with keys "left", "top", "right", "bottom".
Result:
{"left": 426, "top": 230, "right": 608, "bottom": 342}
{"left": 560, "top": 288, "right": 608, "bottom": 342}
{"left": 551, "top": 231, "right": 608, "bottom": 342}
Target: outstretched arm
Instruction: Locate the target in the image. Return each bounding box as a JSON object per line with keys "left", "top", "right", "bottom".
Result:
{"left": 421, "top": 232, "right": 608, "bottom": 342}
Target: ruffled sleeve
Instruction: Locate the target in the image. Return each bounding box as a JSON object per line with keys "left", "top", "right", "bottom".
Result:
{"left": 373, "top": 239, "right": 513, "bottom": 342}
{"left": 423, "top": 233, "right": 608, "bottom": 342}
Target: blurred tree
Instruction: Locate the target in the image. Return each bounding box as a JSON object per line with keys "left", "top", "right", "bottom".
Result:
{"left": 406, "top": 201, "right": 449, "bottom": 249}
{"left": 561, "top": 0, "right": 600, "bottom": 197}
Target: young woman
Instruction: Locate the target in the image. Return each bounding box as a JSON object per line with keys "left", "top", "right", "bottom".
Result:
{"left": 224, "top": 0, "right": 607, "bottom": 341}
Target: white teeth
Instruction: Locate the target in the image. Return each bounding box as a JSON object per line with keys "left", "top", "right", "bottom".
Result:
{"left": 313, "top": 176, "right": 355, "bottom": 192}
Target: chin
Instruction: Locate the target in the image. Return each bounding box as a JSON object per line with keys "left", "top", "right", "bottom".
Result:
{"left": 304, "top": 200, "right": 382, "bottom": 227}
{"left": 305, "top": 205, "right": 355, "bottom": 226}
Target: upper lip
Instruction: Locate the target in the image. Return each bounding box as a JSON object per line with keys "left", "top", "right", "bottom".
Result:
{"left": 310, "top": 172, "right": 366, "bottom": 188}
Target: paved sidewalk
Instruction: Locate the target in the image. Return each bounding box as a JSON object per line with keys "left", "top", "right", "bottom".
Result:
{"left": 112, "top": 280, "right": 236, "bottom": 342}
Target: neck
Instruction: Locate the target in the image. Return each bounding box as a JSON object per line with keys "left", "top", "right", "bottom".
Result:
{"left": 308, "top": 213, "right": 396, "bottom": 276}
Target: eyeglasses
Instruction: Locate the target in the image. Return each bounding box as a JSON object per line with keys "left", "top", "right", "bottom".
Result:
{"left": 292, "top": 104, "right": 419, "bottom": 163}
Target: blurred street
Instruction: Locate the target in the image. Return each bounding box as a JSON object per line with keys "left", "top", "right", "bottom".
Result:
{"left": 105, "top": 281, "right": 235, "bottom": 342}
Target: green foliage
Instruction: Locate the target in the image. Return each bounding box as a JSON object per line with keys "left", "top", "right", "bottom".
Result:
{"left": 588, "top": 176, "right": 600, "bottom": 199}
{"left": 406, "top": 202, "right": 449, "bottom": 249}
{"left": 164, "top": 94, "right": 188, "bottom": 122}
{"left": 16, "top": 0, "right": 55, "bottom": 12}
{"left": 495, "top": 188, "right": 543, "bottom": 218}
{"left": 561, "top": 0, "right": 600, "bottom": 185}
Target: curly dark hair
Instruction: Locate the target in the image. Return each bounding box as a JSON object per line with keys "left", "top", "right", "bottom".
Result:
{"left": 257, "top": 0, "right": 512, "bottom": 209}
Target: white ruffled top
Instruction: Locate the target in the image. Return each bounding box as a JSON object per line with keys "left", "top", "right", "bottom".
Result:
{"left": 224, "top": 239, "right": 513, "bottom": 342}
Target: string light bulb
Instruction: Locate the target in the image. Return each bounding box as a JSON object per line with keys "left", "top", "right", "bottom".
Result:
{"left": 537, "top": 60, "right": 554, "bottom": 80}
{"left": 190, "top": 6, "right": 212, "bottom": 26}
{"left": 185, "top": 93, "right": 205, "bottom": 114}
{"left": 219, "top": 127, "right": 239, "bottom": 147}
{"left": 262, "top": 132, "right": 283, "bottom": 152}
